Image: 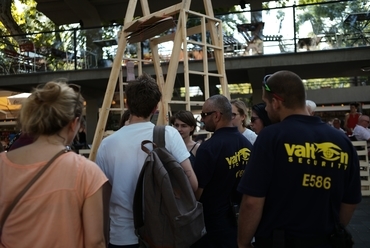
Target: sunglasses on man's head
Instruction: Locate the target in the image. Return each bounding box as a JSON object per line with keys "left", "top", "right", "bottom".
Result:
{"left": 262, "top": 75, "right": 284, "bottom": 102}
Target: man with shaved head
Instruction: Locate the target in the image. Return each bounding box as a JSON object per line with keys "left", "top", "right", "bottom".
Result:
{"left": 192, "top": 94, "right": 253, "bottom": 248}
{"left": 237, "top": 70, "right": 361, "bottom": 248}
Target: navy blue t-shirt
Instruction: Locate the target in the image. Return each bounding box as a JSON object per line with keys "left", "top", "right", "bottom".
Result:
{"left": 238, "top": 115, "right": 362, "bottom": 238}
{"left": 194, "top": 127, "right": 253, "bottom": 231}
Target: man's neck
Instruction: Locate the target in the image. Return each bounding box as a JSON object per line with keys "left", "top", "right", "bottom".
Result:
{"left": 129, "top": 115, "right": 151, "bottom": 125}
{"left": 280, "top": 108, "right": 309, "bottom": 121}
{"left": 215, "top": 121, "right": 233, "bottom": 131}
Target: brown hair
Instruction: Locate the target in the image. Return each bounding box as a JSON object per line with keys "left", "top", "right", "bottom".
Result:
{"left": 170, "top": 110, "right": 197, "bottom": 135}
{"left": 125, "top": 73, "right": 161, "bottom": 118}
{"left": 263, "top": 71, "right": 306, "bottom": 109}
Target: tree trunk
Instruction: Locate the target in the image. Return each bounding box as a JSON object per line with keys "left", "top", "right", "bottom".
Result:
{"left": 0, "top": 0, "right": 27, "bottom": 45}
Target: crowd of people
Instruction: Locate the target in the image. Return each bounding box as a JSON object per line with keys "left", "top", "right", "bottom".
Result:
{"left": 0, "top": 70, "right": 365, "bottom": 248}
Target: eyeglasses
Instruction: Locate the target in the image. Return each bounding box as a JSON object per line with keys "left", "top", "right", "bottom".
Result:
{"left": 201, "top": 111, "right": 216, "bottom": 119}
{"left": 262, "top": 75, "right": 284, "bottom": 102}
{"left": 69, "top": 84, "right": 81, "bottom": 117}
{"left": 250, "top": 116, "right": 260, "bottom": 123}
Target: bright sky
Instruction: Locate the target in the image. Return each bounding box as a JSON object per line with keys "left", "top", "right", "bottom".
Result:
{"left": 14, "top": 0, "right": 26, "bottom": 12}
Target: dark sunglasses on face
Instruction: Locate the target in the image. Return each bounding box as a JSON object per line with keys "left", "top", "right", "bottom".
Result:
{"left": 201, "top": 111, "right": 216, "bottom": 119}
{"left": 250, "top": 116, "right": 260, "bottom": 123}
{"left": 262, "top": 75, "right": 285, "bottom": 102}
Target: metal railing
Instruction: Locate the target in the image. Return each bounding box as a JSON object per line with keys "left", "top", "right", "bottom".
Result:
{"left": 0, "top": 0, "right": 368, "bottom": 76}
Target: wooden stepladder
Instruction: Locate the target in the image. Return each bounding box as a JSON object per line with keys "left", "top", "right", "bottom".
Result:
{"left": 89, "top": 0, "right": 229, "bottom": 161}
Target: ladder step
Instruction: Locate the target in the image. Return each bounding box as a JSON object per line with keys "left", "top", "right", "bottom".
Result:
{"left": 98, "top": 108, "right": 123, "bottom": 112}
{"left": 170, "top": 100, "right": 205, "bottom": 106}
{"left": 188, "top": 70, "right": 223, "bottom": 77}
{"left": 186, "top": 40, "right": 223, "bottom": 50}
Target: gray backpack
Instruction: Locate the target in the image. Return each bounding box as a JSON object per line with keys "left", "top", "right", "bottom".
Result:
{"left": 133, "top": 126, "right": 206, "bottom": 248}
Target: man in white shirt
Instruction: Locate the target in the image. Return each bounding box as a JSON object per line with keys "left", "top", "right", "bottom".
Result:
{"left": 353, "top": 114, "right": 370, "bottom": 156}
{"left": 96, "top": 74, "right": 198, "bottom": 248}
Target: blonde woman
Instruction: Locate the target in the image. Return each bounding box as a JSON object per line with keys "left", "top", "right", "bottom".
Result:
{"left": 230, "top": 99, "right": 257, "bottom": 144}
{"left": 0, "top": 80, "right": 108, "bottom": 248}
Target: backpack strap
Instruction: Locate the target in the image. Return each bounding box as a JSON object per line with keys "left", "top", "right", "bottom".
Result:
{"left": 133, "top": 155, "right": 146, "bottom": 234}
{"left": 153, "top": 125, "right": 166, "bottom": 148}
{"left": 133, "top": 126, "right": 165, "bottom": 244}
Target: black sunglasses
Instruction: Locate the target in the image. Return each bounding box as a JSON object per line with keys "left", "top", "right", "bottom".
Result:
{"left": 262, "top": 75, "right": 284, "bottom": 102}
{"left": 201, "top": 111, "right": 216, "bottom": 119}
{"left": 250, "top": 116, "right": 260, "bottom": 123}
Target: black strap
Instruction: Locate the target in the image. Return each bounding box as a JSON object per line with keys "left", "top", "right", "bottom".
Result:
{"left": 133, "top": 148, "right": 147, "bottom": 231}
{"left": 189, "top": 142, "right": 199, "bottom": 153}
{"left": 153, "top": 125, "right": 166, "bottom": 148}
{"left": 0, "top": 148, "right": 70, "bottom": 235}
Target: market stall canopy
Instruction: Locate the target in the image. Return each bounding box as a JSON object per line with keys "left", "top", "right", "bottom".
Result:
{"left": 7, "top": 93, "right": 31, "bottom": 105}
{"left": 34, "top": 0, "right": 244, "bottom": 26}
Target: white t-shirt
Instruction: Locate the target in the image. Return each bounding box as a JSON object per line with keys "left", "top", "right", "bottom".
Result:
{"left": 243, "top": 128, "right": 257, "bottom": 144}
{"left": 96, "top": 122, "right": 189, "bottom": 246}
{"left": 353, "top": 124, "right": 370, "bottom": 150}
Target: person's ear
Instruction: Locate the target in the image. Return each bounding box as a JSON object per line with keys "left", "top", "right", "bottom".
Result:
{"left": 240, "top": 114, "right": 246, "bottom": 122}
{"left": 271, "top": 97, "right": 281, "bottom": 110}
{"left": 71, "top": 117, "right": 80, "bottom": 132}
{"left": 151, "top": 105, "right": 158, "bottom": 114}
{"left": 191, "top": 125, "right": 195, "bottom": 133}
{"left": 214, "top": 111, "right": 223, "bottom": 122}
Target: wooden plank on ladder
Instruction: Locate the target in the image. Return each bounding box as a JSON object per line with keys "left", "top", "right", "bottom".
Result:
{"left": 203, "top": 0, "right": 229, "bottom": 99}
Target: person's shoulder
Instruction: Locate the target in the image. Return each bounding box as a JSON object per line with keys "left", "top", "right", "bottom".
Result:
{"left": 244, "top": 128, "right": 256, "bottom": 135}
{"left": 243, "top": 128, "right": 257, "bottom": 138}
{"left": 73, "top": 153, "right": 106, "bottom": 173}
{"left": 164, "top": 125, "right": 177, "bottom": 132}
{"left": 164, "top": 125, "right": 182, "bottom": 138}
{"left": 353, "top": 125, "right": 363, "bottom": 131}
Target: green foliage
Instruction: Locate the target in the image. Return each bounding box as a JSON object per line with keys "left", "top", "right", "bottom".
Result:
{"left": 303, "top": 77, "right": 352, "bottom": 90}
{"left": 0, "top": 0, "right": 56, "bottom": 34}
{"left": 295, "top": 0, "right": 369, "bottom": 43}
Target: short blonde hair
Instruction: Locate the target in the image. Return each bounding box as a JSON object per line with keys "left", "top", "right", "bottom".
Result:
{"left": 19, "top": 80, "right": 84, "bottom": 136}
